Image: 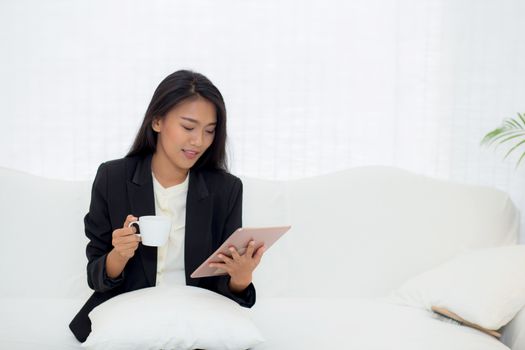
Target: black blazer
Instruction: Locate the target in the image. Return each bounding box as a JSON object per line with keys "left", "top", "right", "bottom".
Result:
{"left": 69, "top": 153, "right": 256, "bottom": 342}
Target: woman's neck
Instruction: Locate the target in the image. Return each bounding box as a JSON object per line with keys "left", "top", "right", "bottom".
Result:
{"left": 151, "top": 152, "right": 188, "bottom": 188}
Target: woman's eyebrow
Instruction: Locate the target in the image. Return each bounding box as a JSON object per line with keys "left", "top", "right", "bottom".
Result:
{"left": 180, "top": 116, "right": 217, "bottom": 126}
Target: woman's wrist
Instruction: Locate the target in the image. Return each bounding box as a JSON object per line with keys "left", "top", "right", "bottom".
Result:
{"left": 228, "top": 276, "right": 251, "bottom": 293}
{"left": 106, "top": 249, "right": 129, "bottom": 278}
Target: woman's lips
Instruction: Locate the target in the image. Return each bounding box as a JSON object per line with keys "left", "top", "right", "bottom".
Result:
{"left": 182, "top": 149, "right": 199, "bottom": 160}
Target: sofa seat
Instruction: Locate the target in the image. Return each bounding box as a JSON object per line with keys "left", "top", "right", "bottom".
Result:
{"left": 0, "top": 296, "right": 509, "bottom": 350}
{"left": 250, "top": 297, "right": 508, "bottom": 350}
{"left": 0, "top": 298, "right": 84, "bottom": 350}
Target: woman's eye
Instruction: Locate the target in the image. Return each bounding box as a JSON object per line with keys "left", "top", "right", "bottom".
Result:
{"left": 182, "top": 126, "right": 194, "bottom": 131}
{"left": 206, "top": 129, "right": 216, "bottom": 134}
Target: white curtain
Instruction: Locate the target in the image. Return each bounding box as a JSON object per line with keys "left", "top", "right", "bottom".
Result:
{"left": 1, "top": 0, "right": 525, "bottom": 241}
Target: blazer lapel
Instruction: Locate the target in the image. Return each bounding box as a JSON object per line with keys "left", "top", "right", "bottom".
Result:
{"left": 126, "top": 154, "right": 157, "bottom": 287}
{"left": 185, "top": 171, "right": 213, "bottom": 286}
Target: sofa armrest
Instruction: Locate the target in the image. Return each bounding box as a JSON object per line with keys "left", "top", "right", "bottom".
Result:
{"left": 502, "top": 307, "right": 525, "bottom": 350}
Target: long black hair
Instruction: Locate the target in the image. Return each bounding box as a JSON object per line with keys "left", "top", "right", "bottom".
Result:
{"left": 126, "top": 70, "right": 228, "bottom": 171}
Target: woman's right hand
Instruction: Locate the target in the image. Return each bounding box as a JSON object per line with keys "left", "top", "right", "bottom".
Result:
{"left": 111, "top": 215, "right": 142, "bottom": 260}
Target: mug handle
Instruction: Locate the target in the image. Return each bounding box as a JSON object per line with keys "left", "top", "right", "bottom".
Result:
{"left": 128, "top": 220, "right": 141, "bottom": 238}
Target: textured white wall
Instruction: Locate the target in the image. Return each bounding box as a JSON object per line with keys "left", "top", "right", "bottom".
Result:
{"left": 1, "top": 0, "right": 525, "bottom": 241}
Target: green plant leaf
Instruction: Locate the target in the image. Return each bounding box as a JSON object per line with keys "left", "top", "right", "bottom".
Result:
{"left": 503, "top": 118, "right": 522, "bottom": 129}
{"left": 516, "top": 150, "right": 525, "bottom": 169}
{"left": 481, "top": 113, "right": 525, "bottom": 169}
{"left": 503, "top": 139, "right": 525, "bottom": 160}
{"left": 517, "top": 113, "right": 525, "bottom": 127}
{"left": 497, "top": 132, "right": 525, "bottom": 147}
{"left": 484, "top": 130, "right": 525, "bottom": 147}
{"left": 481, "top": 128, "right": 505, "bottom": 146}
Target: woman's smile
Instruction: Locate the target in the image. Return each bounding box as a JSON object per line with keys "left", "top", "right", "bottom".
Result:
{"left": 182, "top": 149, "right": 199, "bottom": 160}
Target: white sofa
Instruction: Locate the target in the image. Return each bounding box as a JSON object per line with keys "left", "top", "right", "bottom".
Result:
{"left": 1, "top": 165, "right": 524, "bottom": 349}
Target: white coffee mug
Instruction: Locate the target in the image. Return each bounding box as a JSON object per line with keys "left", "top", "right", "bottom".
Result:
{"left": 128, "top": 216, "right": 171, "bottom": 247}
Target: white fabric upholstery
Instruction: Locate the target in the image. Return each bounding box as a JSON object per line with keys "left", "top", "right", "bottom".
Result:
{"left": 245, "top": 166, "right": 519, "bottom": 298}
{"left": 502, "top": 307, "right": 525, "bottom": 350}
{"left": 389, "top": 245, "right": 525, "bottom": 330}
{"left": 84, "top": 286, "right": 264, "bottom": 350}
{"left": 0, "top": 168, "right": 92, "bottom": 299}
{"left": 250, "top": 297, "right": 510, "bottom": 350}
{"left": 0, "top": 165, "right": 522, "bottom": 349}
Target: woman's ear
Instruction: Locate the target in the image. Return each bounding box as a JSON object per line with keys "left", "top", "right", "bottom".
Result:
{"left": 152, "top": 118, "right": 162, "bottom": 132}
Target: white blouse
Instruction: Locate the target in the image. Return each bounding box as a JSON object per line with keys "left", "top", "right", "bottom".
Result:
{"left": 151, "top": 172, "right": 189, "bottom": 286}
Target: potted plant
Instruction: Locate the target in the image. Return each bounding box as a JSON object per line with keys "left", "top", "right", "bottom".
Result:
{"left": 481, "top": 113, "right": 525, "bottom": 169}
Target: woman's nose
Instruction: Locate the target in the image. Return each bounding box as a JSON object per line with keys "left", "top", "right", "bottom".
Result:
{"left": 190, "top": 132, "right": 203, "bottom": 146}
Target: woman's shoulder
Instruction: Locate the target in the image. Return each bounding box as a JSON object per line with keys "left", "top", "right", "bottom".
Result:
{"left": 102, "top": 155, "right": 143, "bottom": 168}
{"left": 195, "top": 169, "right": 242, "bottom": 204}
{"left": 95, "top": 155, "right": 147, "bottom": 181}
{"left": 96, "top": 156, "right": 132, "bottom": 174}
{"left": 196, "top": 169, "right": 242, "bottom": 194}
{"left": 198, "top": 168, "right": 241, "bottom": 183}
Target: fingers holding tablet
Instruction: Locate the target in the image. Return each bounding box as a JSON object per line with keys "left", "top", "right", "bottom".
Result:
{"left": 253, "top": 244, "right": 266, "bottom": 264}
{"left": 210, "top": 240, "right": 268, "bottom": 292}
{"left": 190, "top": 226, "right": 291, "bottom": 279}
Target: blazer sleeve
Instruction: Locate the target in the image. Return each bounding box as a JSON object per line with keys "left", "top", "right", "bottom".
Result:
{"left": 213, "top": 177, "right": 256, "bottom": 307}
{"left": 84, "top": 162, "right": 125, "bottom": 293}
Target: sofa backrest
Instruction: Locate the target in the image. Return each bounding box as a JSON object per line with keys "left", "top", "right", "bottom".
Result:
{"left": 244, "top": 166, "right": 519, "bottom": 298}
{"left": 0, "top": 167, "right": 92, "bottom": 299}
{"left": 0, "top": 166, "right": 519, "bottom": 299}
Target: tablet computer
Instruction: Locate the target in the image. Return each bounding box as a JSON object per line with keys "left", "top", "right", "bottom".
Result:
{"left": 190, "top": 225, "right": 291, "bottom": 278}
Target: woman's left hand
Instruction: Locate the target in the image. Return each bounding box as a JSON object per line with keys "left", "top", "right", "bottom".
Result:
{"left": 209, "top": 240, "right": 265, "bottom": 293}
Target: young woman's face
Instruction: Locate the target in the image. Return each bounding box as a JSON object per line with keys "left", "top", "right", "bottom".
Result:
{"left": 152, "top": 97, "right": 217, "bottom": 172}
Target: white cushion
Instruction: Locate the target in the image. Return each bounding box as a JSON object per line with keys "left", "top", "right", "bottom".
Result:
{"left": 389, "top": 245, "right": 525, "bottom": 330}
{"left": 82, "top": 286, "right": 264, "bottom": 350}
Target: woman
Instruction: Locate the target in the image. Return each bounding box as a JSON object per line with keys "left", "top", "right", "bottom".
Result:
{"left": 69, "top": 70, "right": 264, "bottom": 342}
